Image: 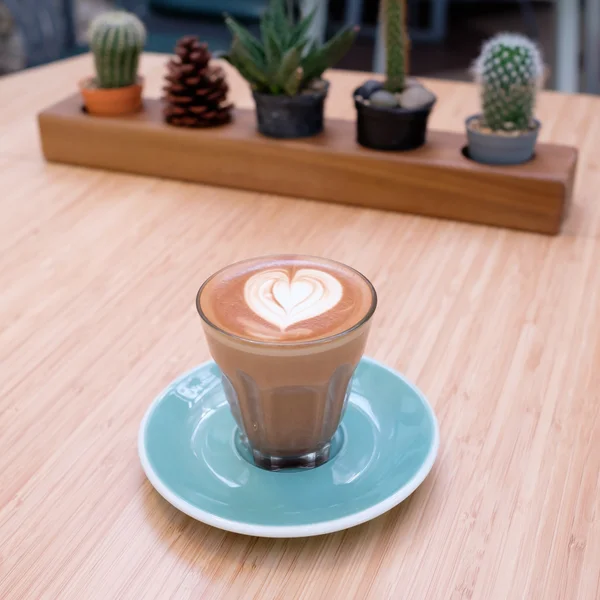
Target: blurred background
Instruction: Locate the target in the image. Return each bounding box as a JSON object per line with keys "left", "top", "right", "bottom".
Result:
{"left": 0, "top": 1, "right": 596, "bottom": 93}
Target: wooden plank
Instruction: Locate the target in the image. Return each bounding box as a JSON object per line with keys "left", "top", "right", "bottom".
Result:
{"left": 2, "top": 54, "right": 600, "bottom": 600}
{"left": 38, "top": 94, "right": 578, "bottom": 235}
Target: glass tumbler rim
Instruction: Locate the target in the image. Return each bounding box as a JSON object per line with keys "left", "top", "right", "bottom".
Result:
{"left": 196, "top": 253, "right": 378, "bottom": 349}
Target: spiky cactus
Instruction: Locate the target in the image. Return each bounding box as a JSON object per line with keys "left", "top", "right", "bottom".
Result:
{"left": 384, "top": 0, "right": 406, "bottom": 93}
{"left": 473, "top": 33, "right": 544, "bottom": 132}
{"left": 224, "top": 0, "right": 357, "bottom": 95}
{"left": 89, "top": 11, "right": 146, "bottom": 89}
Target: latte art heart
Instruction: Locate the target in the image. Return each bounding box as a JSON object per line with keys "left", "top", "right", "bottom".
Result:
{"left": 244, "top": 268, "right": 343, "bottom": 331}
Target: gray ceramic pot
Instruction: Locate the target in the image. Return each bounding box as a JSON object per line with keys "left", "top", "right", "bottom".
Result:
{"left": 466, "top": 115, "right": 540, "bottom": 165}
{"left": 253, "top": 81, "right": 329, "bottom": 139}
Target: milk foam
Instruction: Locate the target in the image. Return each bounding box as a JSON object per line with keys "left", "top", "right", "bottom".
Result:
{"left": 198, "top": 255, "right": 376, "bottom": 343}
{"left": 243, "top": 268, "right": 343, "bottom": 331}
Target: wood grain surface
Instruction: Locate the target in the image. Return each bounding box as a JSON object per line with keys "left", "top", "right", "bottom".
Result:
{"left": 1, "top": 54, "right": 600, "bottom": 600}
{"left": 38, "top": 95, "right": 577, "bottom": 235}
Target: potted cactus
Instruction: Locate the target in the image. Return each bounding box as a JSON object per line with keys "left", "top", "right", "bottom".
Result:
{"left": 223, "top": 0, "right": 357, "bottom": 139}
{"left": 80, "top": 11, "right": 146, "bottom": 117}
{"left": 466, "top": 33, "right": 544, "bottom": 165}
{"left": 354, "top": 0, "right": 436, "bottom": 151}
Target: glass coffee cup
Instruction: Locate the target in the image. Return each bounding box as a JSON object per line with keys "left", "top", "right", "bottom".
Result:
{"left": 196, "top": 255, "right": 377, "bottom": 470}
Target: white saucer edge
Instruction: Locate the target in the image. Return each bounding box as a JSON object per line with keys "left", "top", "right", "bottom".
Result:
{"left": 137, "top": 357, "right": 440, "bottom": 538}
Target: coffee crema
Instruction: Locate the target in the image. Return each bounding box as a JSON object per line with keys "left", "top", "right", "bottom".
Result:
{"left": 198, "top": 255, "right": 375, "bottom": 343}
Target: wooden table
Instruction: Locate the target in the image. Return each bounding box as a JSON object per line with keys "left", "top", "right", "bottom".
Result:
{"left": 1, "top": 54, "right": 599, "bottom": 600}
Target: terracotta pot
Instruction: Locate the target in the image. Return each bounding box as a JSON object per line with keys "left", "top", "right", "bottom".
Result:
{"left": 80, "top": 77, "right": 144, "bottom": 116}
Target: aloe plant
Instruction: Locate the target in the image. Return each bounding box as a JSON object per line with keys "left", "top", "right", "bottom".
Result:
{"left": 223, "top": 0, "right": 357, "bottom": 95}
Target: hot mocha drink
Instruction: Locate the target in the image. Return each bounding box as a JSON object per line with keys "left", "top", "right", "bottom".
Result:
{"left": 197, "top": 255, "right": 376, "bottom": 470}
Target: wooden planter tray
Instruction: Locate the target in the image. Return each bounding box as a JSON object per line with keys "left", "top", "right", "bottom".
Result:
{"left": 38, "top": 94, "right": 578, "bottom": 235}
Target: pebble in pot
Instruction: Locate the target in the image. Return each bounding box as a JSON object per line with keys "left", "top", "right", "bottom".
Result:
{"left": 466, "top": 33, "right": 544, "bottom": 166}
{"left": 354, "top": 0, "right": 436, "bottom": 151}
{"left": 223, "top": 0, "right": 358, "bottom": 139}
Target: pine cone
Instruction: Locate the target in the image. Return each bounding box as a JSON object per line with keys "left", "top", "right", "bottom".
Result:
{"left": 163, "top": 36, "right": 233, "bottom": 128}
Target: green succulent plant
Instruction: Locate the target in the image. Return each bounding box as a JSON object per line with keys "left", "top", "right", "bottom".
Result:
{"left": 89, "top": 11, "right": 146, "bottom": 89}
{"left": 223, "top": 0, "right": 357, "bottom": 95}
{"left": 384, "top": 0, "right": 406, "bottom": 93}
{"left": 473, "top": 33, "right": 544, "bottom": 132}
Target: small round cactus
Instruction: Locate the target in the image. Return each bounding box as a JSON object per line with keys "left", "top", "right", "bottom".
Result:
{"left": 473, "top": 33, "right": 544, "bottom": 132}
{"left": 89, "top": 11, "right": 146, "bottom": 89}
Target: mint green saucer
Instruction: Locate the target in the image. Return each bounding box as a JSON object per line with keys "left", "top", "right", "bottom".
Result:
{"left": 138, "top": 357, "right": 439, "bottom": 538}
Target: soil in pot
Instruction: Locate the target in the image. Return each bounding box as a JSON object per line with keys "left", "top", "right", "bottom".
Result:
{"left": 354, "top": 79, "right": 436, "bottom": 151}
{"left": 253, "top": 80, "right": 329, "bottom": 139}
{"left": 466, "top": 115, "right": 540, "bottom": 166}
{"left": 80, "top": 77, "right": 144, "bottom": 117}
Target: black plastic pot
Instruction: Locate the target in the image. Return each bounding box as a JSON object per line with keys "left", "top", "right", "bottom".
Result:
{"left": 253, "top": 82, "right": 329, "bottom": 139}
{"left": 354, "top": 82, "right": 436, "bottom": 151}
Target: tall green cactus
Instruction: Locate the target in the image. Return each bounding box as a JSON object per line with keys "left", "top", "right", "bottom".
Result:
{"left": 89, "top": 11, "right": 146, "bottom": 89}
{"left": 384, "top": 0, "right": 406, "bottom": 93}
{"left": 473, "top": 33, "right": 543, "bottom": 132}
